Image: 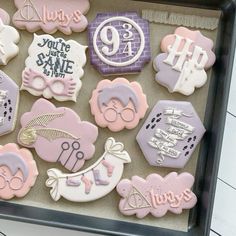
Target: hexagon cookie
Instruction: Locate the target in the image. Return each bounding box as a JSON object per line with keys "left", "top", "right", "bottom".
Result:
{"left": 0, "top": 71, "right": 19, "bottom": 136}
{"left": 136, "top": 100, "right": 205, "bottom": 168}
{"left": 88, "top": 12, "right": 151, "bottom": 75}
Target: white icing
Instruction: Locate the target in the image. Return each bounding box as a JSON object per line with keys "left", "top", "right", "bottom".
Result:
{"left": 46, "top": 137, "right": 131, "bottom": 202}
{"left": 0, "top": 19, "right": 19, "bottom": 65}
{"left": 148, "top": 107, "right": 194, "bottom": 165}
{"left": 0, "top": 117, "right": 4, "bottom": 126}
{"left": 22, "top": 34, "right": 87, "bottom": 102}
{"left": 93, "top": 16, "right": 145, "bottom": 67}
{"left": 100, "top": 26, "right": 120, "bottom": 56}
{"left": 163, "top": 34, "right": 209, "bottom": 96}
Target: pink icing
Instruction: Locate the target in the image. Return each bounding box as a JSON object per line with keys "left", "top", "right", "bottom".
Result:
{"left": 13, "top": 0, "right": 90, "bottom": 35}
{"left": 0, "top": 8, "right": 10, "bottom": 25}
{"left": 17, "top": 98, "right": 98, "bottom": 172}
{"left": 116, "top": 172, "right": 197, "bottom": 218}
{"left": 0, "top": 143, "right": 38, "bottom": 199}
{"left": 89, "top": 78, "right": 148, "bottom": 132}
{"left": 161, "top": 27, "right": 215, "bottom": 69}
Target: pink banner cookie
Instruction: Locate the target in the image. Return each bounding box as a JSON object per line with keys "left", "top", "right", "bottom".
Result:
{"left": 117, "top": 172, "right": 197, "bottom": 218}
{"left": 0, "top": 8, "right": 10, "bottom": 25}
{"left": 13, "top": 0, "right": 90, "bottom": 35}
{"left": 89, "top": 78, "right": 148, "bottom": 132}
{"left": 18, "top": 98, "right": 98, "bottom": 172}
{"left": 0, "top": 143, "right": 38, "bottom": 200}
{"left": 153, "top": 27, "right": 216, "bottom": 95}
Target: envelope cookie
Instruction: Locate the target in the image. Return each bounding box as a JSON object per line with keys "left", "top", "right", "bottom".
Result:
{"left": 21, "top": 34, "right": 87, "bottom": 102}
{"left": 46, "top": 137, "right": 131, "bottom": 202}
{"left": 136, "top": 100, "right": 205, "bottom": 168}
{"left": 89, "top": 78, "right": 148, "bottom": 132}
{"left": 0, "top": 143, "right": 38, "bottom": 200}
{"left": 0, "top": 71, "right": 19, "bottom": 136}
{"left": 88, "top": 12, "right": 151, "bottom": 75}
{"left": 117, "top": 172, "right": 197, "bottom": 218}
{"left": 13, "top": 0, "right": 90, "bottom": 35}
{"left": 18, "top": 98, "right": 98, "bottom": 172}
{"left": 153, "top": 27, "right": 216, "bottom": 95}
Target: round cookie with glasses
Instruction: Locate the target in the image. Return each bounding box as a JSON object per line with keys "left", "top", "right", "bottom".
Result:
{"left": 89, "top": 78, "right": 148, "bottom": 132}
{"left": 0, "top": 143, "right": 38, "bottom": 199}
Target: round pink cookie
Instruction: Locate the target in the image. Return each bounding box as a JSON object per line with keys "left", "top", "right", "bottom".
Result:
{"left": 18, "top": 98, "right": 98, "bottom": 173}
{"left": 0, "top": 143, "right": 38, "bottom": 200}
{"left": 117, "top": 172, "right": 197, "bottom": 218}
{"left": 0, "top": 8, "right": 10, "bottom": 25}
{"left": 89, "top": 78, "right": 148, "bottom": 132}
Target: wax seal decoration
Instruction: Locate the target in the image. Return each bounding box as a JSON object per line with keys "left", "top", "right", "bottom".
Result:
{"left": 46, "top": 137, "right": 131, "bottom": 202}
{"left": 21, "top": 34, "right": 87, "bottom": 102}
{"left": 13, "top": 0, "right": 90, "bottom": 35}
{"left": 117, "top": 172, "right": 197, "bottom": 218}
{"left": 0, "top": 18, "right": 20, "bottom": 66}
{"left": 153, "top": 27, "right": 216, "bottom": 95}
{"left": 136, "top": 100, "right": 205, "bottom": 168}
{"left": 0, "top": 143, "right": 38, "bottom": 199}
{"left": 89, "top": 78, "right": 148, "bottom": 132}
{"left": 88, "top": 12, "right": 151, "bottom": 75}
{"left": 0, "top": 8, "right": 10, "bottom": 25}
{"left": 0, "top": 71, "right": 19, "bottom": 136}
{"left": 18, "top": 98, "right": 98, "bottom": 172}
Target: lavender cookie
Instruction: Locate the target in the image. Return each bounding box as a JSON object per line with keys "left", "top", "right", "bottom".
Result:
{"left": 136, "top": 100, "right": 205, "bottom": 168}
{"left": 88, "top": 12, "right": 151, "bottom": 76}
{"left": 0, "top": 71, "right": 19, "bottom": 136}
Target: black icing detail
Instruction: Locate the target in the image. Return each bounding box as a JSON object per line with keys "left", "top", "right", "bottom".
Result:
{"left": 190, "top": 144, "right": 194, "bottom": 149}
{"left": 3, "top": 111, "right": 7, "bottom": 117}
{"left": 156, "top": 118, "right": 161, "bottom": 123}
{"left": 151, "top": 118, "right": 155, "bottom": 123}
{"left": 151, "top": 124, "right": 156, "bottom": 129}
{"left": 4, "top": 103, "right": 7, "bottom": 108}
{"left": 146, "top": 124, "right": 150, "bottom": 129}
{"left": 183, "top": 146, "right": 188, "bottom": 150}
{"left": 9, "top": 107, "right": 12, "bottom": 113}
{"left": 156, "top": 113, "right": 162, "bottom": 117}
{"left": 187, "top": 137, "right": 192, "bottom": 143}
{"left": 193, "top": 136, "right": 197, "bottom": 141}
{"left": 8, "top": 99, "right": 11, "bottom": 104}
{"left": 185, "top": 151, "right": 189, "bottom": 156}
{"left": 8, "top": 116, "right": 11, "bottom": 121}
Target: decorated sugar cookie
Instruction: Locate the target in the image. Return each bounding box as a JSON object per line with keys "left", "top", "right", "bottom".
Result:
{"left": 89, "top": 78, "right": 148, "bottom": 132}
{"left": 18, "top": 98, "right": 98, "bottom": 172}
{"left": 21, "top": 34, "right": 87, "bottom": 102}
{"left": 13, "top": 0, "right": 90, "bottom": 35}
{"left": 0, "top": 143, "right": 38, "bottom": 200}
{"left": 0, "top": 18, "right": 20, "bottom": 66}
{"left": 117, "top": 172, "right": 197, "bottom": 218}
{"left": 88, "top": 12, "right": 151, "bottom": 75}
{"left": 46, "top": 137, "right": 131, "bottom": 202}
{"left": 0, "top": 8, "right": 10, "bottom": 25}
{"left": 153, "top": 27, "right": 216, "bottom": 95}
{"left": 136, "top": 100, "right": 205, "bottom": 168}
{"left": 0, "top": 71, "right": 19, "bottom": 136}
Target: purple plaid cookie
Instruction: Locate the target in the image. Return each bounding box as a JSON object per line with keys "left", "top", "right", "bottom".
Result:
{"left": 88, "top": 12, "right": 151, "bottom": 76}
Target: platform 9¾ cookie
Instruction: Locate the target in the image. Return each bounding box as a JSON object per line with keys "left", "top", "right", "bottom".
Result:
{"left": 89, "top": 78, "right": 148, "bottom": 132}
{"left": 0, "top": 71, "right": 19, "bottom": 136}
{"left": 18, "top": 98, "right": 98, "bottom": 172}
{"left": 117, "top": 172, "right": 197, "bottom": 218}
{"left": 21, "top": 34, "right": 87, "bottom": 102}
{"left": 88, "top": 12, "right": 151, "bottom": 75}
{"left": 136, "top": 100, "right": 205, "bottom": 168}
{"left": 153, "top": 27, "right": 216, "bottom": 95}
{"left": 12, "top": 0, "right": 90, "bottom": 35}
{"left": 0, "top": 143, "right": 38, "bottom": 200}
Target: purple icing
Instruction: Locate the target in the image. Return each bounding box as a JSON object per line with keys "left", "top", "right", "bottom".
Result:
{"left": 97, "top": 84, "right": 139, "bottom": 112}
{"left": 153, "top": 53, "right": 180, "bottom": 92}
{"left": 0, "top": 70, "right": 19, "bottom": 136}
{"left": 0, "top": 152, "right": 29, "bottom": 181}
{"left": 88, "top": 12, "right": 151, "bottom": 75}
{"left": 136, "top": 100, "right": 206, "bottom": 168}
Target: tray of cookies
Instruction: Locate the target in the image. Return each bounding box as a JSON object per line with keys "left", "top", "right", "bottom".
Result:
{"left": 0, "top": 0, "right": 235, "bottom": 235}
